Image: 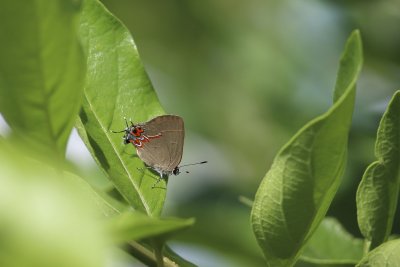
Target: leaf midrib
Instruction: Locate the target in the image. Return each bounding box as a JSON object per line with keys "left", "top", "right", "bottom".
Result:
{"left": 32, "top": 1, "right": 62, "bottom": 157}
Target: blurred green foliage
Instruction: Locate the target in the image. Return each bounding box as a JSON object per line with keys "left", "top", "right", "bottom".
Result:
{"left": 0, "top": 142, "right": 107, "bottom": 267}
{"left": 0, "top": 0, "right": 85, "bottom": 159}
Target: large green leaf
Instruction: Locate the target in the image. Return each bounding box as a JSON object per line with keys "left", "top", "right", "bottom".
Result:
{"left": 0, "top": 141, "right": 107, "bottom": 267}
{"left": 251, "top": 30, "right": 363, "bottom": 266}
{"left": 356, "top": 239, "right": 400, "bottom": 266}
{"left": 77, "top": 0, "right": 165, "bottom": 217}
{"left": 108, "top": 211, "right": 194, "bottom": 243}
{"left": 0, "top": 0, "right": 85, "bottom": 158}
{"left": 298, "top": 217, "right": 364, "bottom": 266}
{"left": 356, "top": 90, "right": 400, "bottom": 250}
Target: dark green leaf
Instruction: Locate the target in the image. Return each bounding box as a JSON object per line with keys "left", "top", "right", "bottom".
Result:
{"left": 0, "top": 0, "right": 85, "bottom": 158}
{"left": 356, "top": 239, "right": 400, "bottom": 266}
{"left": 299, "top": 217, "right": 364, "bottom": 266}
{"left": 77, "top": 0, "right": 166, "bottom": 216}
{"left": 356, "top": 90, "right": 400, "bottom": 250}
{"left": 108, "top": 211, "right": 194, "bottom": 243}
{"left": 251, "top": 30, "right": 363, "bottom": 266}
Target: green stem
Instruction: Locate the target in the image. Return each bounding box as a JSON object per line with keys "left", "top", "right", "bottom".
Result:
{"left": 363, "top": 239, "right": 371, "bottom": 255}
{"left": 153, "top": 240, "right": 165, "bottom": 267}
{"left": 125, "top": 241, "right": 178, "bottom": 267}
{"left": 238, "top": 195, "right": 253, "bottom": 208}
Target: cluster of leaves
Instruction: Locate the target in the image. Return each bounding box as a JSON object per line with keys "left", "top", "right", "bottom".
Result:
{"left": 0, "top": 1, "right": 400, "bottom": 267}
{"left": 251, "top": 32, "right": 400, "bottom": 266}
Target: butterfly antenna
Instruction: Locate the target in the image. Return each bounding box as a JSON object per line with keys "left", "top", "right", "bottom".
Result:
{"left": 111, "top": 129, "right": 126, "bottom": 133}
{"left": 123, "top": 117, "right": 129, "bottom": 128}
{"left": 111, "top": 117, "right": 130, "bottom": 133}
{"left": 179, "top": 161, "right": 208, "bottom": 168}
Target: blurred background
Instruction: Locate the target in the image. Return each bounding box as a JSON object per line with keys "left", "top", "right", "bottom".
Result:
{"left": 3, "top": 0, "right": 400, "bottom": 266}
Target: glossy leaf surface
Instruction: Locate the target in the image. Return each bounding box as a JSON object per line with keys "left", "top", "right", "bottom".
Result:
{"left": 78, "top": 0, "right": 165, "bottom": 216}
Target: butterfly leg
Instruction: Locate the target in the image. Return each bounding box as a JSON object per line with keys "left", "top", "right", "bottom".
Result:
{"left": 152, "top": 171, "right": 164, "bottom": 189}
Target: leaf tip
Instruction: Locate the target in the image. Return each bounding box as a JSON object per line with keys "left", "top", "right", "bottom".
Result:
{"left": 348, "top": 29, "right": 362, "bottom": 51}
{"left": 385, "top": 89, "right": 400, "bottom": 115}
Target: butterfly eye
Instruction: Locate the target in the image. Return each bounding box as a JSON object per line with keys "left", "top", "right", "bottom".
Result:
{"left": 132, "top": 128, "right": 137, "bottom": 134}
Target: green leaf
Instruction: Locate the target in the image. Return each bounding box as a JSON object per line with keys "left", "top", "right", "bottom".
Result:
{"left": 251, "top": 30, "right": 363, "bottom": 266}
{"left": 356, "top": 90, "right": 400, "bottom": 250}
{"left": 0, "top": 0, "right": 85, "bottom": 158}
{"left": 299, "top": 217, "right": 364, "bottom": 266}
{"left": 0, "top": 138, "right": 125, "bottom": 217}
{"left": 0, "top": 141, "right": 107, "bottom": 267}
{"left": 356, "top": 239, "right": 400, "bottom": 266}
{"left": 77, "top": 0, "right": 166, "bottom": 216}
{"left": 108, "top": 211, "right": 194, "bottom": 243}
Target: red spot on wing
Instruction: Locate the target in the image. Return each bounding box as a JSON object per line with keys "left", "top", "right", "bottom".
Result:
{"left": 130, "top": 133, "right": 162, "bottom": 149}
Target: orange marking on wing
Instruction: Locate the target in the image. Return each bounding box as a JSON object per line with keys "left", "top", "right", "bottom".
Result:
{"left": 130, "top": 139, "right": 143, "bottom": 148}
{"left": 131, "top": 127, "right": 144, "bottom": 137}
{"left": 132, "top": 133, "right": 162, "bottom": 149}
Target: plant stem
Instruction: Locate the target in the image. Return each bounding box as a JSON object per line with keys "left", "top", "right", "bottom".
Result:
{"left": 238, "top": 195, "right": 253, "bottom": 207}
{"left": 363, "top": 240, "right": 371, "bottom": 255}
{"left": 153, "top": 240, "right": 165, "bottom": 267}
{"left": 125, "top": 241, "right": 178, "bottom": 267}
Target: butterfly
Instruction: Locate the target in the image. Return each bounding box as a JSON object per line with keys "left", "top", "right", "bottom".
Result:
{"left": 113, "top": 115, "right": 206, "bottom": 187}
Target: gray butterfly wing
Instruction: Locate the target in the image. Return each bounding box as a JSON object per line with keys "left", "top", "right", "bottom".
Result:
{"left": 136, "top": 115, "right": 184, "bottom": 173}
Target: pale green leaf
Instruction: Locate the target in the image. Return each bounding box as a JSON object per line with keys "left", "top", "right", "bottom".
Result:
{"left": 63, "top": 171, "right": 127, "bottom": 217}
{"left": 251, "top": 30, "right": 363, "bottom": 266}
{"left": 356, "top": 90, "right": 400, "bottom": 250}
{"left": 299, "top": 217, "right": 364, "bottom": 266}
{"left": 356, "top": 239, "right": 400, "bottom": 266}
{"left": 0, "top": 141, "right": 107, "bottom": 267}
{"left": 0, "top": 0, "right": 85, "bottom": 158}
{"left": 77, "top": 0, "right": 165, "bottom": 216}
